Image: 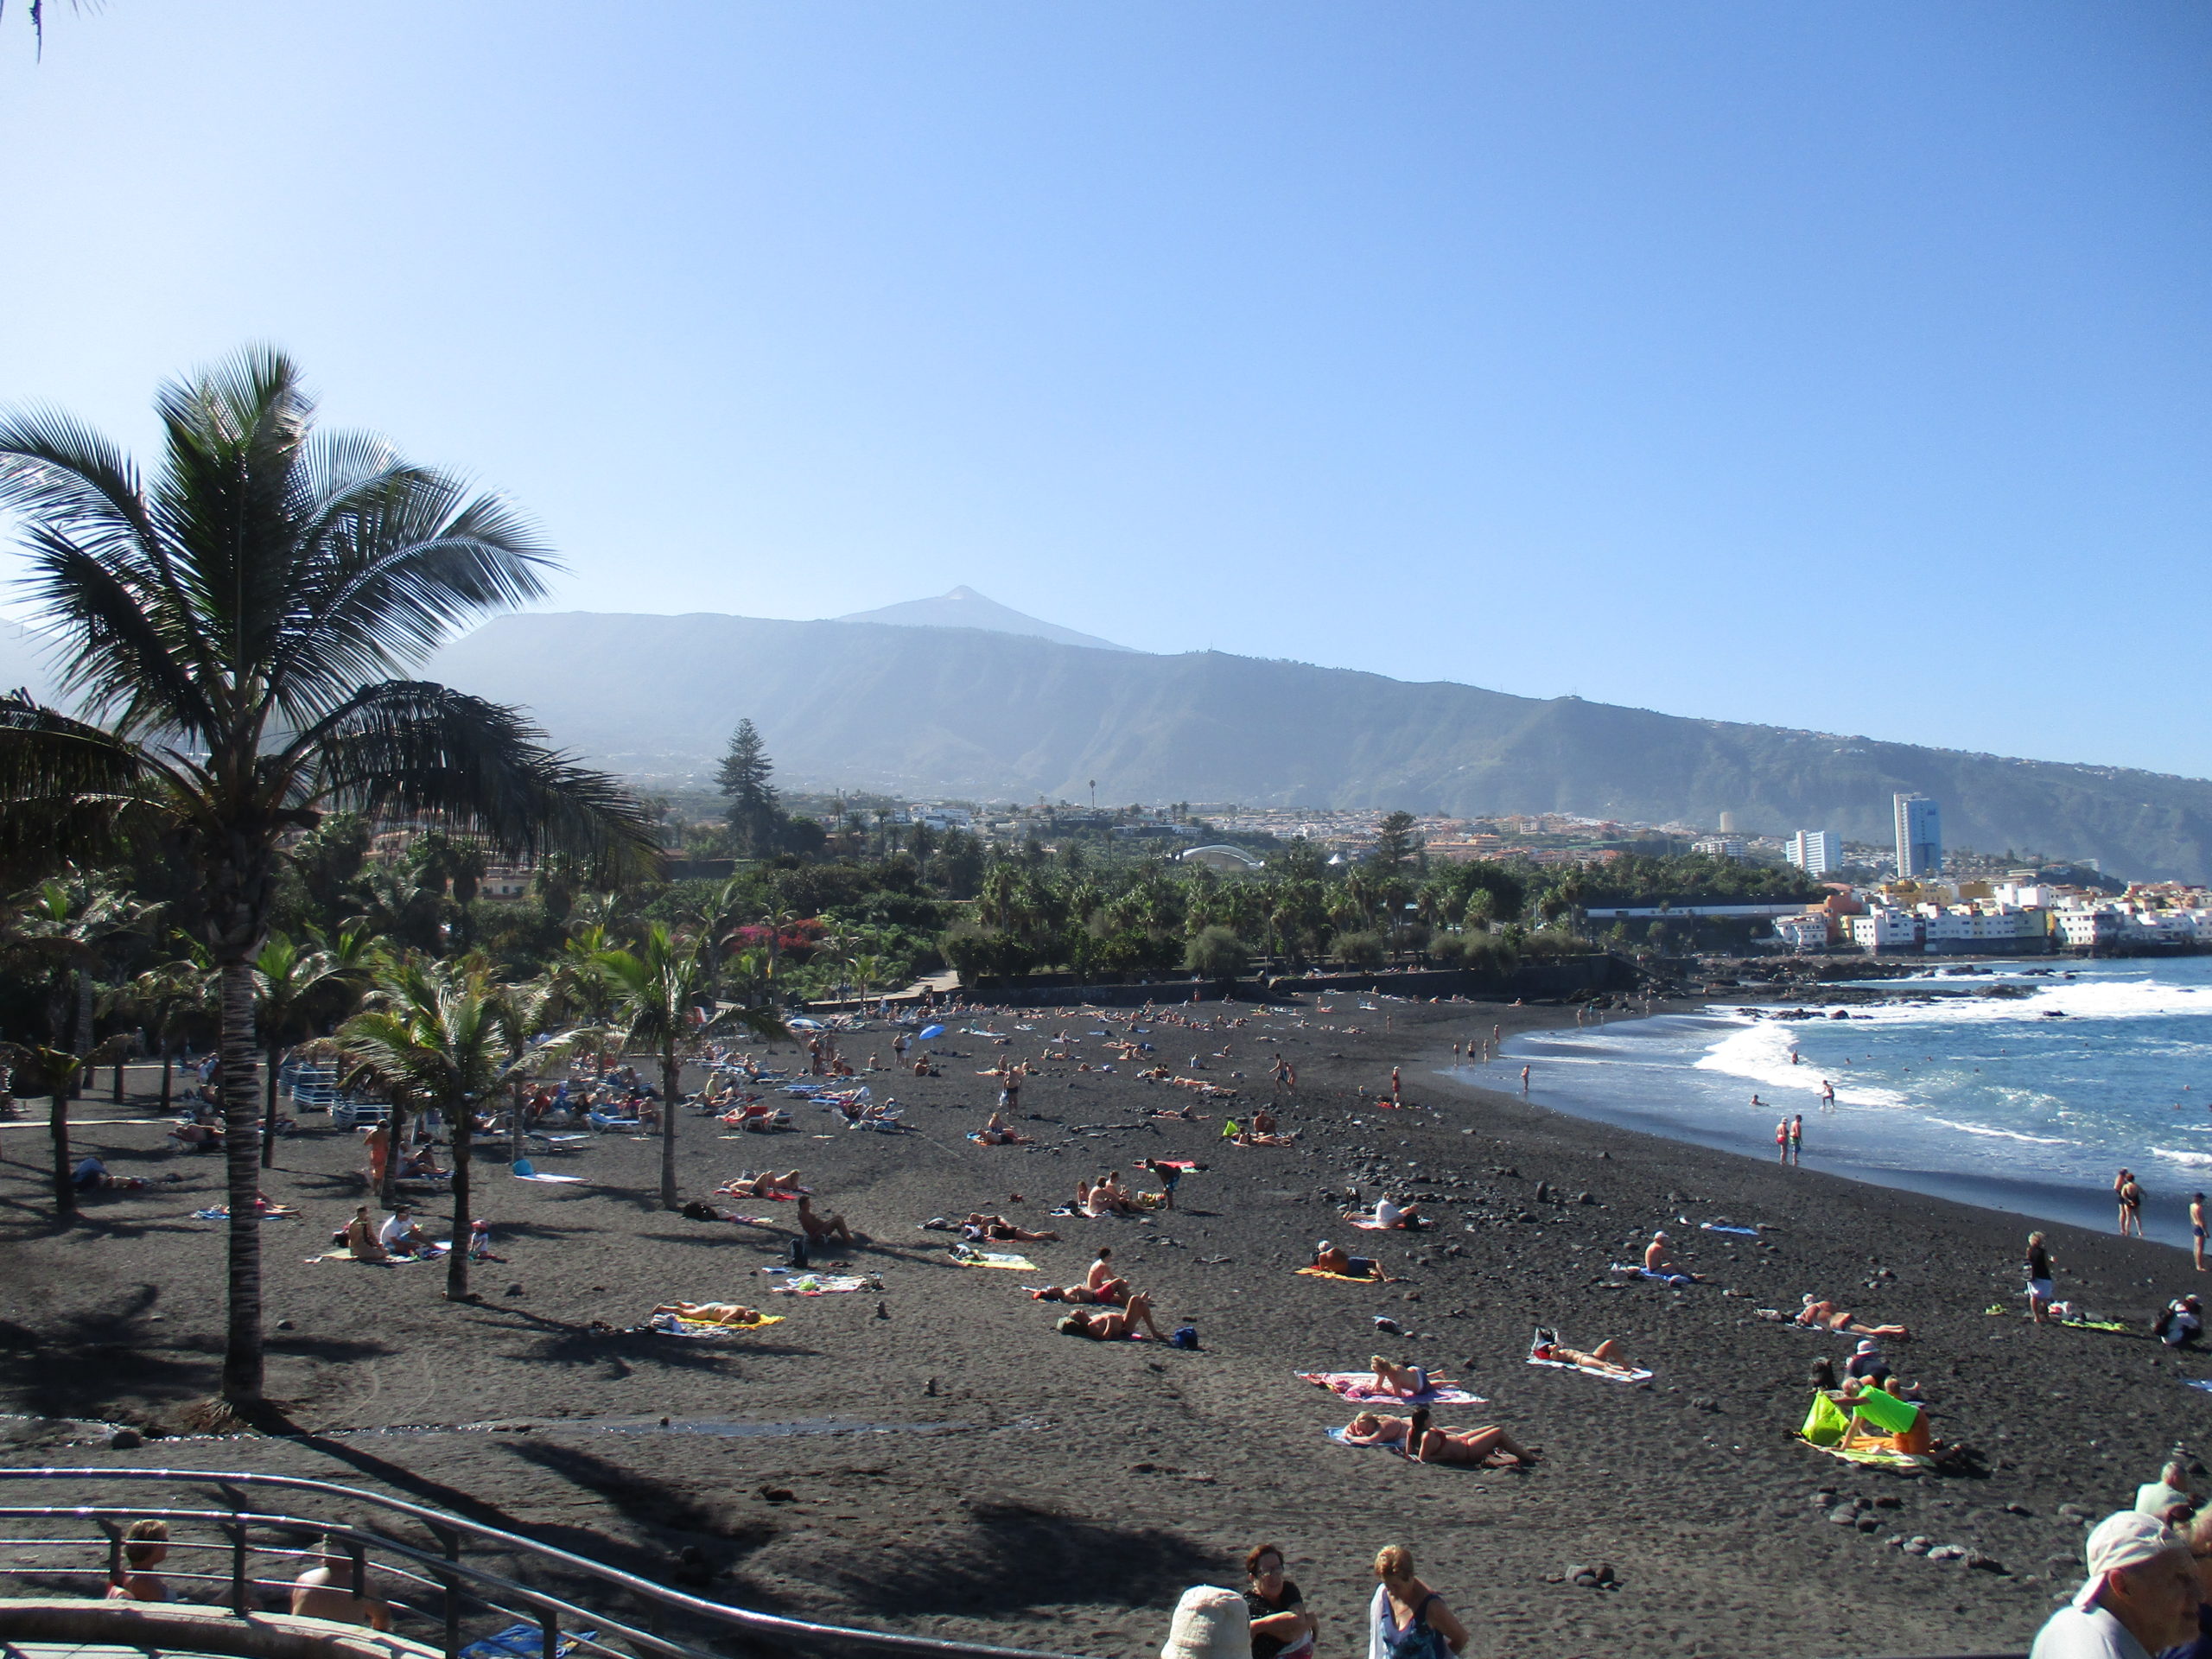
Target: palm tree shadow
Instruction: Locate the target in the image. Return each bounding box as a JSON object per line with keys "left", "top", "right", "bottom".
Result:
{"left": 815, "top": 1498, "right": 1211, "bottom": 1618}
{"left": 463, "top": 1307, "right": 820, "bottom": 1368}
{"left": 0, "top": 1287, "right": 216, "bottom": 1416}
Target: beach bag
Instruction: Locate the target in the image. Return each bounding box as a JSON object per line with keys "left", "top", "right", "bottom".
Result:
{"left": 1171, "top": 1325, "right": 1199, "bottom": 1350}
{"left": 786, "top": 1236, "right": 810, "bottom": 1270}
{"left": 681, "top": 1200, "right": 718, "bottom": 1222}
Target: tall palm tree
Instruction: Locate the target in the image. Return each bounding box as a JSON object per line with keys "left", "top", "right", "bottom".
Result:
{"left": 340, "top": 958, "right": 574, "bottom": 1302}
{"left": 592, "top": 925, "right": 784, "bottom": 1210}
{"left": 0, "top": 351, "right": 656, "bottom": 1405}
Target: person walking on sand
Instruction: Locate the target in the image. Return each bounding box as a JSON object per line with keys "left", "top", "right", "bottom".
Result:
{"left": 2026, "top": 1230, "right": 2057, "bottom": 1324}
{"left": 1789, "top": 1114, "right": 1803, "bottom": 1166}
{"left": 2120, "top": 1170, "right": 2145, "bottom": 1238}
{"left": 2193, "top": 1193, "right": 2207, "bottom": 1273}
{"left": 1390, "top": 1067, "right": 1402, "bottom": 1107}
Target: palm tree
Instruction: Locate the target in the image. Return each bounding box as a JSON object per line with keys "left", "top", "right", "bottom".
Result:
{"left": 251, "top": 929, "right": 373, "bottom": 1167}
{"left": 592, "top": 925, "right": 784, "bottom": 1210}
{"left": 115, "top": 954, "right": 212, "bottom": 1111}
{"left": 340, "top": 958, "right": 572, "bottom": 1301}
{"left": 0, "top": 351, "right": 656, "bottom": 1406}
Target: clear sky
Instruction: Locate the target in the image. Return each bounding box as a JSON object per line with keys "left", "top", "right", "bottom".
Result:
{"left": 2, "top": 3, "right": 2206, "bottom": 774}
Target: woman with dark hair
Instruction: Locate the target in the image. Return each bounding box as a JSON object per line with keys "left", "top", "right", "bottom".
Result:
{"left": 1243, "top": 1544, "right": 1313, "bottom": 1659}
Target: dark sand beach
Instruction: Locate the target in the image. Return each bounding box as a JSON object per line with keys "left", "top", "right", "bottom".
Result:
{"left": 2, "top": 990, "right": 2202, "bottom": 1658}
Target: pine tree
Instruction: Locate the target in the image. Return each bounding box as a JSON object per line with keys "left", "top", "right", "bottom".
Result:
{"left": 717, "top": 720, "right": 785, "bottom": 857}
{"left": 1372, "top": 810, "right": 1420, "bottom": 872}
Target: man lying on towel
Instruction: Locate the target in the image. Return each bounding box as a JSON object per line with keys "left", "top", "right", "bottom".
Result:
{"left": 1530, "top": 1329, "right": 1642, "bottom": 1379}
{"left": 1312, "top": 1240, "right": 1396, "bottom": 1281}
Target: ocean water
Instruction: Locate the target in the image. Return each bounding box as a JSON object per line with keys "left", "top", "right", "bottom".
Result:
{"left": 1460, "top": 959, "right": 2212, "bottom": 1249}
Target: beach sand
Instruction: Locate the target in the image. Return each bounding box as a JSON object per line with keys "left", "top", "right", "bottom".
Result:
{"left": 1, "top": 990, "right": 2202, "bottom": 1658}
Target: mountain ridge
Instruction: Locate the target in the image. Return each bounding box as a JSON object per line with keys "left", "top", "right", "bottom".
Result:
{"left": 833, "top": 585, "right": 1133, "bottom": 652}
{"left": 423, "top": 610, "right": 2212, "bottom": 882}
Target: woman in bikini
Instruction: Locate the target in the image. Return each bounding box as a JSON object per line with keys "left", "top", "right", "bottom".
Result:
{"left": 1796, "top": 1295, "right": 1909, "bottom": 1338}
{"left": 1057, "top": 1292, "right": 1167, "bottom": 1341}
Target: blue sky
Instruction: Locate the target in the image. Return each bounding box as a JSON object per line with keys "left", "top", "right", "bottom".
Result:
{"left": 1, "top": 3, "right": 2206, "bottom": 774}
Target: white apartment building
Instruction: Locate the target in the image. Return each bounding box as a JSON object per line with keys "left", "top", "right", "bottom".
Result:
{"left": 1850, "top": 908, "right": 1922, "bottom": 951}
{"left": 2054, "top": 910, "right": 2121, "bottom": 950}
{"left": 1788, "top": 830, "right": 1839, "bottom": 877}
{"left": 1692, "top": 837, "right": 1748, "bottom": 860}
{"left": 1773, "top": 912, "right": 1831, "bottom": 950}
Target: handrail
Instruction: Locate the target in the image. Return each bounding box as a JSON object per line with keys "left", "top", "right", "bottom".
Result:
{"left": 0, "top": 1467, "right": 1084, "bottom": 1659}
{"left": 0, "top": 1469, "right": 2033, "bottom": 1659}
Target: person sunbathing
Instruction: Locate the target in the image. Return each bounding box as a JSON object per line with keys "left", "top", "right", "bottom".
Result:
{"left": 796, "top": 1194, "right": 855, "bottom": 1246}
{"left": 725, "top": 1170, "right": 804, "bottom": 1198}
{"left": 1084, "top": 1173, "right": 1140, "bottom": 1216}
{"left": 1031, "top": 1281, "right": 1126, "bottom": 1304}
{"left": 397, "top": 1145, "right": 444, "bottom": 1179}
{"left": 1369, "top": 1356, "right": 1436, "bottom": 1397}
{"left": 1369, "top": 1193, "right": 1423, "bottom": 1230}
{"left": 1145, "top": 1100, "right": 1197, "bottom": 1118}
{"left": 1251, "top": 1107, "right": 1281, "bottom": 1135}
{"left": 1405, "top": 1408, "right": 1541, "bottom": 1467}
{"left": 1636, "top": 1231, "right": 1701, "bottom": 1283}
{"left": 1796, "top": 1295, "right": 1909, "bottom": 1338}
{"left": 1340, "top": 1410, "right": 1416, "bottom": 1448}
{"left": 652, "top": 1300, "right": 769, "bottom": 1326}
{"left": 974, "top": 1112, "right": 1034, "bottom": 1146}
{"left": 1057, "top": 1291, "right": 1168, "bottom": 1341}
{"left": 1312, "top": 1241, "right": 1393, "bottom": 1281}
{"left": 378, "top": 1205, "right": 440, "bottom": 1256}
{"left": 963, "top": 1212, "right": 1058, "bottom": 1242}
{"left": 1529, "top": 1329, "right": 1638, "bottom": 1376}
{"left": 344, "top": 1205, "right": 390, "bottom": 1263}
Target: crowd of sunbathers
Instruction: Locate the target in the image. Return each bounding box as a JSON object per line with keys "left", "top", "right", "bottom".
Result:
{"left": 334, "top": 1202, "right": 503, "bottom": 1263}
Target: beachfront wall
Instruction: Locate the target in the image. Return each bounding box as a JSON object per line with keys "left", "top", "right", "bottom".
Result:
{"left": 954, "top": 954, "right": 1637, "bottom": 1007}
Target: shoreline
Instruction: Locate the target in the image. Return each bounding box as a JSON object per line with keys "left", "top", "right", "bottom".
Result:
{"left": 1456, "top": 990, "right": 2196, "bottom": 1253}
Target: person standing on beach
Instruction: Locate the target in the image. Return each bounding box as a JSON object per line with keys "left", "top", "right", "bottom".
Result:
{"left": 2118, "top": 1170, "right": 2145, "bottom": 1237}
{"left": 1390, "top": 1067, "right": 1402, "bottom": 1106}
{"left": 1519, "top": 1065, "right": 1530, "bottom": 1093}
{"left": 1368, "top": 1544, "right": 1469, "bottom": 1659}
{"left": 2192, "top": 1193, "right": 2206, "bottom": 1273}
{"left": 2026, "top": 1230, "right": 2057, "bottom": 1324}
{"left": 1789, "top": 1115, "right": 1803, "bottom": 1166}
{"left": 1776, "top": 1120, "right": 1789, "bottom": 1164}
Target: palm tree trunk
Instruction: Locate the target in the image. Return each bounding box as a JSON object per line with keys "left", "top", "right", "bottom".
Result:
{"left": 217, "top": 956, "right": 265, "bottom": 1404}
{"left": 159, "top": 1041, "right": 173, "bottom": 1112}
{"left": 50, "top": 1083, "right": 76, "bottom": 1220}
{"left": 658, "top": 1040, "right": 680, "bottom": 1210}
{"left": 447, "top": 1099, "right": 473, "bottom": 1301}
{"left": 262, "top": 1039, "right": 283, "bottom": 1169}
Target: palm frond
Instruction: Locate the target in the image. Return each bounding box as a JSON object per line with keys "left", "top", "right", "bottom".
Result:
{"left": 0, "top": 693, "right": 186, "bottom": 861}
{"left": 296, "top": 682, "right": 659, "bottom": 883}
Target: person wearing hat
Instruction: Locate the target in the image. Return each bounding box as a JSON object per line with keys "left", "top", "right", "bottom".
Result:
{"left": 378, "top": 1205, "right": 437, "bottom": 1258}
{"left": 1160, "top": 1585, "right": 1251, "bottom": 1659}
{"left": 2027, "top": 1511, "right": 2198, "bottom": 1657}
{"left": 1845, "top": 1339, "right": 1893, "bottom": 1389}
{"left": 2157, "top": 1296, "right": 2205, "bottom": 1351}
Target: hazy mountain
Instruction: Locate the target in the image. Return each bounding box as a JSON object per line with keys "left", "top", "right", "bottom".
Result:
{"left": 424, "top": 610, "right": 2212, "bottom": 882}
{"left": 834, "top": 586, "right": 1134, "bottom": 652}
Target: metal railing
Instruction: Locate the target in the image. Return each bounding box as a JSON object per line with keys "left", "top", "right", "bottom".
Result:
{"left": 0, "top": 1467, "right": 2033, "bottom": 1659}
{"left": 0, "top": 1466, "right": 1082, "bottom": 1659}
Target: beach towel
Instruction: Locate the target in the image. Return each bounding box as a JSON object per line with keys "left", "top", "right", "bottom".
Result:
{"left": 2183, "top": 1379, "right": 2212, "bottom": 1395}
{"left": 715, "top": 1182, "right": 802, "bottom": 1199}
{"left": 305, "top": 1249, "right": 423, "bottom": 1266}
{"left": 461, "top": 1622, "right": 599, "bottom": 1659}
{"left": 647, "top": 1312, "right": 785, "bottom": 1338}
{"left": 1610, "top": 1263, "right": 1693, "bottom": 1287}
{"left": 951, "top": 1247, "right": 1036, "bottom": 1270}
{"left": 2056, "top": 1315, "right": 2134, "bottom": 1333}
{"left": 1802, "top": 1440, "right": 1935, "bottom": 1471}
{"left": 1526, "top": 1356, "right": 1654, "bottom": 1384}
{"left": 1324, "top": 1425, "right": 1405, "bottom": 1456}
{"left": 192, "top": 1205, "right": 300, "bottom": 1221}
{"left": 1298, "top": 1371, "right": 1484, "bottom": 1405}
{"left": 1700, "top": 1222, "right": 1760, "bottom": 1236}
{"left": 766, "top": 1274, "right": 871, "bottom": 1295}
{"left": 1348, "top": 1217, "right": 1431, "bottom": 1232}
{"left": 512, "top": 1169, "right": 587, "bottom": 1183}
{"left": 1297, "top": 1266, "right": 1383, "bottom": 1284}
{"left": 1146, "top": 1160, "right": 1200, "bottom": 1171}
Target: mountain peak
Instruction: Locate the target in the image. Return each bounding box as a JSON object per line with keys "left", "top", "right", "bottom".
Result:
{"left": 833, "top": 587, "right": 1135, "bottom": 652}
